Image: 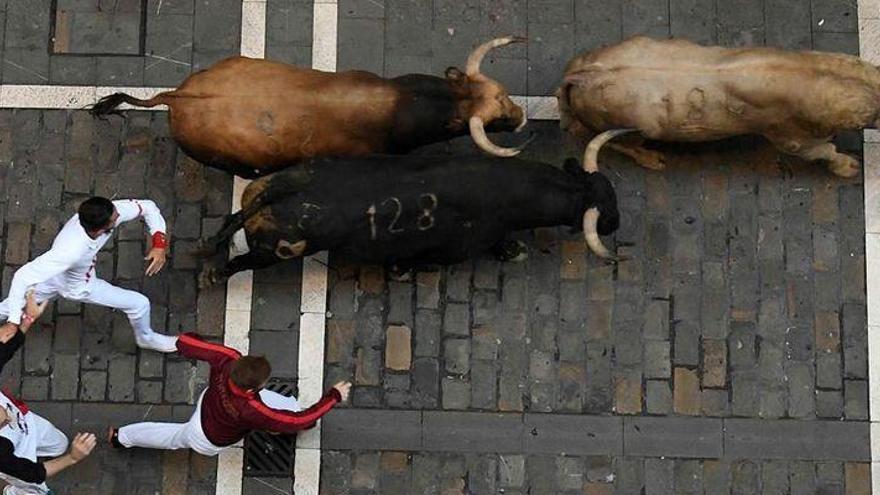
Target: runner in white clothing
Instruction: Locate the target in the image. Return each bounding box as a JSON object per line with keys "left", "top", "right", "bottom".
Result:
{"left": 0, "top": 197, "right": 178, "bottom": 352}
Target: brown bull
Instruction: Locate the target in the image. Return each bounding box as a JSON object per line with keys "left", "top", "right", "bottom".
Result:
{"left": 90, "top": 37, "right": 528, "bottom": 179}
{"left": 557, "top": 36, "right": 880, "bottom": 177}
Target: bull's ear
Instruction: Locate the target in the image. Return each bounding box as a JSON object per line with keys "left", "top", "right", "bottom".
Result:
{"left": 445, "top": 67, "right": 465, "bottom": 82}
{"left": 563, "top": 70, "right": 591, "bottom": 87}
{"left": 563, "top": 158, "right": 583, "bottom": 176}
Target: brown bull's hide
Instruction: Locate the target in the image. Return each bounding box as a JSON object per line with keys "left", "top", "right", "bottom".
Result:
{"left": 90, "top": 38, "right": 528, "bottom": 178}
{"left": 558, "top": 36, "right": 880, "bottom": 177}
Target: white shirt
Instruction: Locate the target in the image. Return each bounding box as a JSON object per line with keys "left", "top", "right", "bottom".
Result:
{"left": 4, "top": 199, "right": 166, "bottom": 325}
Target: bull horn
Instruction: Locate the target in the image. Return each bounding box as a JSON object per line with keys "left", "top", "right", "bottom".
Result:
{"left": 582, "top": 208, "right": 615, "bottom": 259}
{"left": 469, "top": 116, "right": 526, "bottom": 157}
{"left": 466, "top": 36, "right": 526, "bottom": 76}
{"left": 584, "top": 128, "right": 638, "bottom": 172}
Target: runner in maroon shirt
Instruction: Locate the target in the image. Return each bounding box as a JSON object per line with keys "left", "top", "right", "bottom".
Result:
{"left": 109, "top": 333, "right": 350, "bottom": 455}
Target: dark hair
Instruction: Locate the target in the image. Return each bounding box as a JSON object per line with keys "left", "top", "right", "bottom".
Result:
{"left": 78, "top": 197, "right": 115, "bottom": 231}
{"left": 230, "top": 356, "right": 272, "bottom": 390}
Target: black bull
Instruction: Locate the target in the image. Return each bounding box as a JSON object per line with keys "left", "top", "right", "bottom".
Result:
{"left": 197, "top": 155, "right": 621, "bottom": 285}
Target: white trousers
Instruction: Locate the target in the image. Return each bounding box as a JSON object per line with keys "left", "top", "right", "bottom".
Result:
{"left": 117, "top": 389, "right": 301, "bottom": 456}
{"left": 0, "top": 412, "right": 69, "bottom": 495}
{"left": 0, "top": 276, "right": 177, "bottom": 353}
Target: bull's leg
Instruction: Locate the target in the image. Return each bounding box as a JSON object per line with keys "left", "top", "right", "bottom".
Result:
{"left": 607, "top": 141, "right": 667, "bottom": 171}
{"left": 198, "top": 250, "right": 279, "bottom": 288}
{"left": 774, "top": 141, "right": 862, "bottom": 177}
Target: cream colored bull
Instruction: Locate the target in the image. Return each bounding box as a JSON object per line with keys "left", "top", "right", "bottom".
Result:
{"left": 557, "top": 36, "right": 880, "bottom": 177}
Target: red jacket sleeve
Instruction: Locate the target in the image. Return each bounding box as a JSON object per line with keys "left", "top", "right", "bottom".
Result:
{"left": 242, "top": 388, "right": 342, "bottom": 434}
{"left": 176, "top": 333, "right": 241, "bottom": 368}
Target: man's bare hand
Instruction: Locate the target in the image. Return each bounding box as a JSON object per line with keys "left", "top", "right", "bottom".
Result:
{"left": 0, "top": 322, "right": 18, "bottom": 344}
{"left": 20, "top": 290, "right": 48, "bottom": 332}
{"left": 144, "top": 248, "right": 167, "bottom": 276}
{"left": 69, "top": 433, "right": 97, "bottom": 462}
{"left": 333, "top": 381, "right": 352, "bottom": 402}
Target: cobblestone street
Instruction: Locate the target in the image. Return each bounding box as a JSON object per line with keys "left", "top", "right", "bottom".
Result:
{"left": 0, "top": 0, "right": 875, "bottom": 494}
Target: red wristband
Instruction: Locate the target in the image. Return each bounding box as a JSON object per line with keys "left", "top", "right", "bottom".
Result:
{"left": 151, "top": 232, "right": 168, "bottom": 249}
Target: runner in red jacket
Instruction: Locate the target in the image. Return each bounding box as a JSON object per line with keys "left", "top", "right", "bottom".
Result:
{"left": 110, "top": 333, "right": 350, "bottom": 455}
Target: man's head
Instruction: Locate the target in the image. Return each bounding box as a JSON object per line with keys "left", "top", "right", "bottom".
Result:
{"left": 78, "top": 197, "right": 118, "bottom": 233}
{"left": 230, "top": 356, "right": 272, "bottom": 392}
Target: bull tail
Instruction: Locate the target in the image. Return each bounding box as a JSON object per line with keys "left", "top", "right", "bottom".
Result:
{"left": 90, "top": 90, "right": 180, "bottom": 116}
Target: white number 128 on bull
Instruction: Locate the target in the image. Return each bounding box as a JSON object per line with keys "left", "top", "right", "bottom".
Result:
{"left": 366, "top": 193, "right": 438, "bottom": 240}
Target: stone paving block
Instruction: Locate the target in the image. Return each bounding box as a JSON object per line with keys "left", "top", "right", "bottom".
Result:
{"left": 356, "top": 348, "right": 382, "bottom": 386}
{"left": 80, "top": 370, "right": 107, "bottom": 401}
{"left": 108, "top": 354, "right": 136, "bottom": 402}
{"left": 731, "top": 460, "right": 760, "bottom": 493}
{"left": 444, "top": 338, "right": 470, "bottom": 374}
{"left": 724, "top": 419, "right": 869, "bottom": 461}
{"left": 95, "top": 55, "right": 145, "bottom": 86}
{"left": 673, "top": 367, "right": 700, "bottom": 416}
{"left": 524, "top": 414, "right": 621, "bottom": 455}
{"left": 816, "top": 390, "right": 844, "bottom": 418}
{"left": 414, "top": 309, "right": 441, "bottom": 357}
{"left": 765, "top": 0, "right": 812, "bottom": 49}
{"left": 669, "top": 0, "right": 716, "bottom": 43}
{"left": 443, "top": 302, "right": 470, "bottom": 336}
{"left": 645, "top": 380, "right": 671, "bottom": 415}
{"left": 323, "top": 409, "right": 422, "bottom": 451}
{"left": 21, "top": 376, "right": 48, "bottom": 400}
{"left": 673, "top": 320, "right": 699, "bottom": 367}
{"left": 842, "top": 303, "right": 868, "bottom": 379}
{"left": 844, "top": 379, "right": 868, "bottom": 420}
{"left": 471, "top": 360, "right": 497, "bottom": 410}
{"left": 614, "top": 457, "right": 645, "bottom": 494}
{"left": 845, "top": 463, "right": 871, "bottom": 495}
{"left": 424, "top": 411, "right": 522, "bottom": 453}
{"left": 644, "top": 458, "right": 673, "bottom": 495}
{"left": 621, "top": 0, "right": 669, "bottom": 38}
{"left": 812, "top": 0, "right": 858, "bottom": 33}
{"left": 411, "top": 357, "right": 439, "bottom": 408}
{"left": 526, "top": 22, "right": 574, "bottom": 96}
{"left": 790, "top": 460, "right": 817, "bottom": 494}
{"left": 387, "top": 281, "right": 413, "bottom": 326}
{"left": 144, "top": 13, "right": 193, "bottom": 86}
{"left": 701, "top": 389, "right": 730, "bottom": 417}
{"left": 442, "top": 376, "right": 470, "bottom": 410}
{"left": 164, "top": 361, "right": 196, "bottom": 403}
{"left": 624, "top": 417, "right": 722, "bottom": 458}
{"left": 137, "top": 380, "right": 163, "bottom": 403}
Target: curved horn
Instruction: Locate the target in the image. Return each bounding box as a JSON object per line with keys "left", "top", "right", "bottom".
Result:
{"left": 466, "top": 36, "right": 526, "bottom": 76}
{"left": 583, "top": 128, "right": 638, "bottom": 172}
{"left": 469, "top": 116, "right": 526, "bottom": 158}
{"left": 582, "top": 208, "right": 615, "bottom": 259}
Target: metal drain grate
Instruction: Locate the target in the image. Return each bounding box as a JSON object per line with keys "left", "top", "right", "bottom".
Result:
{"left": 244, "top": 379, "right": 298, "bottom": 477}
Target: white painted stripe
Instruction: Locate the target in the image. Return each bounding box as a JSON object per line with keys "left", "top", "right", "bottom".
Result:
{"left": 311, "top": 2, "right": 338, "bottom": 72}
{"left": 241, "top": 1, "right": 267, "bottom": 59}
{"left": 290, "top": 2, "right": 339, "bottom": 493}
{"left": 214, "top": 4, "right": 264, "bottom": 494}
{"left": 860, "top": 3, "right": 880, "bottom": 491}
{"left": 293, "top": 448, "right": 322, "bottom": 494}
{"left": 217, "top": 448, "right": 245, "bottom": 495}
{"left": 511, "top": 96, "right": 560, "bottom": 121}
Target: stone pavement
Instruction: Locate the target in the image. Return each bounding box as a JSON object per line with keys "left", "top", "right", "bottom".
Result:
{"left": 0, "top": 0, "right": 873, "bottom": 494}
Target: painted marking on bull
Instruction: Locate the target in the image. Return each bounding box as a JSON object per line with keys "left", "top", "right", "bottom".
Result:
{"left": 366, "top": 194, "right": 440, "bottom": 239}
{"left": 417, "top": 193, "right": 438, "bottom": 231}
{"left": 383, "top": 197, "right": 405, "bottom": 234}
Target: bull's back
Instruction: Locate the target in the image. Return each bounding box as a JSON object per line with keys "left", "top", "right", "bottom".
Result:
{"left": 167, "top": 57, "right": 401, "bottom": 170}
{"left": 564, "top": 37, "right": 880, "bottom": 140}
{"left": 254, "top": 157, "right": 572, "bottom": 264}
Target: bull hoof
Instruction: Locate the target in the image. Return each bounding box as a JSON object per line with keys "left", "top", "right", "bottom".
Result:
{"left": 198, "top": 267, "right": 225, "bottom": 289}
{"left": 829, "top": 156, "right": 861, "bottom": 178}
{"left": 495, "top": 240, "right": 528, "bottom": 263}
{"left": 634, "top": 150, "right": 666, "bottom": 171}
